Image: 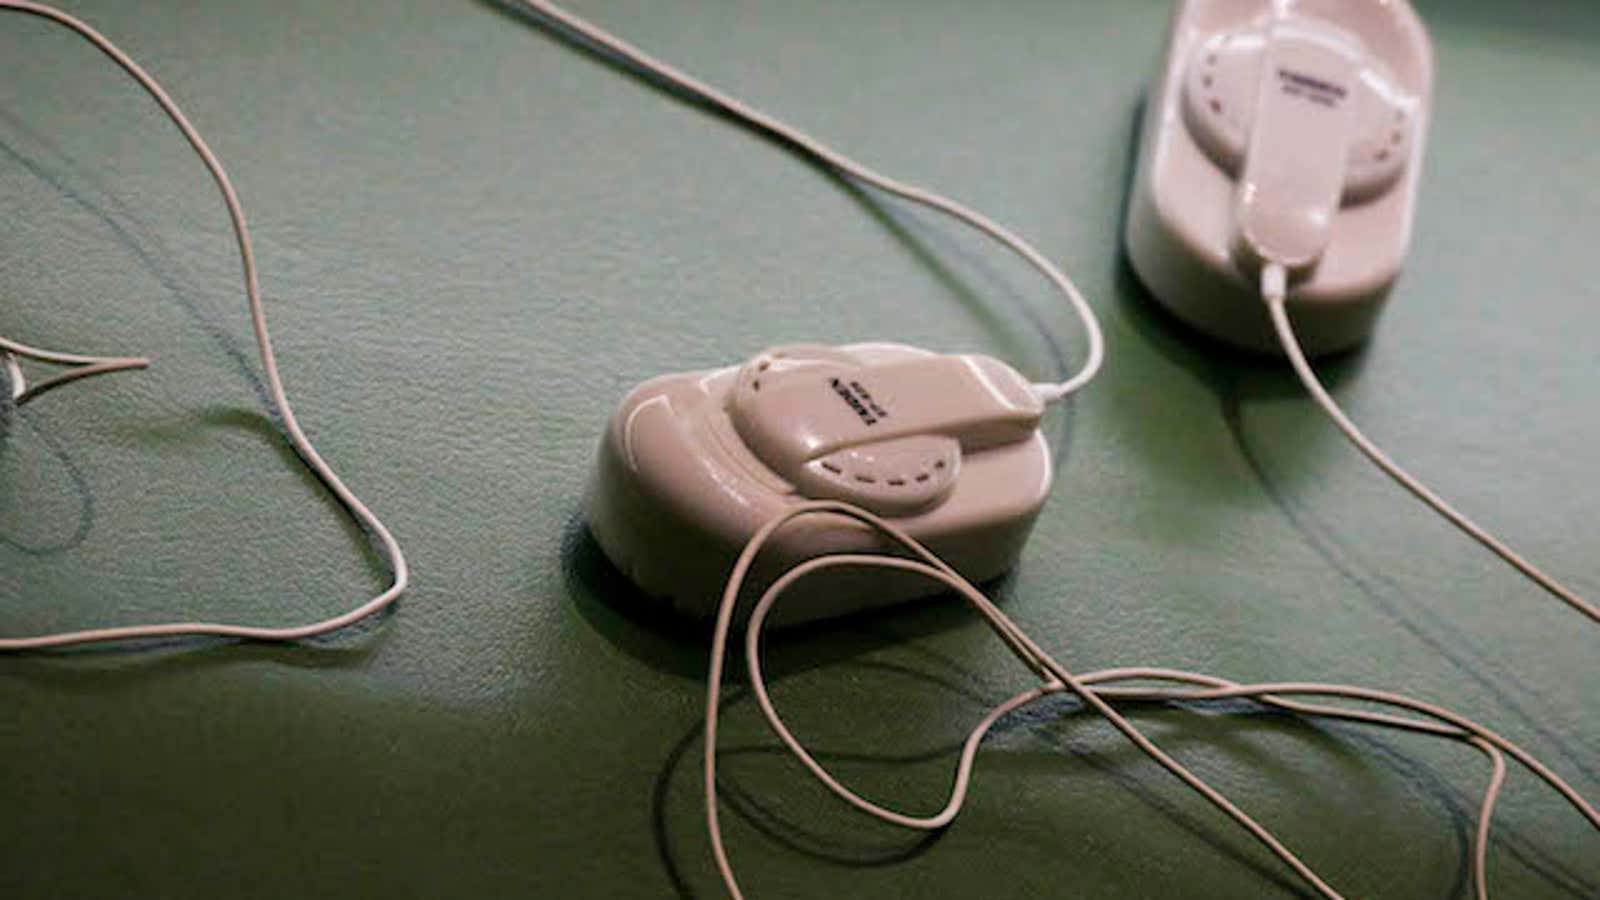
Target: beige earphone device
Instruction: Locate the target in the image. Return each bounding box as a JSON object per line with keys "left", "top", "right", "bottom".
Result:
{"left": 586, "top": 344, "right": 1058, "bottom": 624}
{"left": 1126, "top": 0, "right": 1434, "bottom": 355}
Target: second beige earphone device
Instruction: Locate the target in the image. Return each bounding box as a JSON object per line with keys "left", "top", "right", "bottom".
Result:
{"left": 1128, "top": 0, "right": 1596, "bottom": 624}
{"left": 1128, "top": 0, "right": 1434, "bottom": 355}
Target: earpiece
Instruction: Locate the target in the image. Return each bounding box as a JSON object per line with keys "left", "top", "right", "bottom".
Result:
{"left": 727, "top": 347, "right": 1043, "bottom": 514}
{"left": 1231, "top": 21, "right": 1369, "bottom": 268}
{"left": 587, "top": 343, "right": 1056, "bottom": 624}
{"left": 1128, "top": 0, "right": 1433, "bottom": 355}
{"left": 1182, "top": 20, "right": 1415, "bottom": 215}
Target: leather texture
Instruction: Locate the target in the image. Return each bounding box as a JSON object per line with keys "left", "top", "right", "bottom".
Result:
{"left": 1, "top": 1, "right": 1595, "bottom": 897}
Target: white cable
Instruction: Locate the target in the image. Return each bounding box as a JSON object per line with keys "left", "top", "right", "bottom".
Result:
{"left": 0, "top": 1, "right": 409, "bottom": 650}
{"left": 706, "top": 501, "right": 1598, "bottom": 900}
{"left": 1261, "top": 263, "right": 1598, "bottom": 624}
{"left": 512, "top": 0, "right": 1104, "bottom": 405}
{"left": 0, "top": 335, "right": 149, "bottom": 406}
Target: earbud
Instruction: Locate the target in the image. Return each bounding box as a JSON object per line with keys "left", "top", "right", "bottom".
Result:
{"left": 726, "top": 342, "right": 1049, "bottom": 512}
{"left": 1134, "top": 1, "right": 1434, "bottom": 355}
{"left": 588, "top": 342, "right": 1055, "bottom": 621}
{"left": 726, "top": 345, "right": 1043, "bottom": 516}
{"left": 1183, "top": 17, "right": 1418, "bottom": 268}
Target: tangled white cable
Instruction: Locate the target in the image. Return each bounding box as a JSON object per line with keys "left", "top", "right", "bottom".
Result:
{"left": 0, "top": 0, "right": 408, "bottom": 650}
{"left": 708, "top": 501, "right": 1599, "bottom": 900}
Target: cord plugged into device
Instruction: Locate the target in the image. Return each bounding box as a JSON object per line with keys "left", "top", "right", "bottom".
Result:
{"left": 1143, "top": 0, "right": 1596, "bottom": 624}
{"left": 1127, "top": 0, "right": 1433, "bottom": 355}
{"left": 588, "top": 342, "right": 1062, "bottom": 624}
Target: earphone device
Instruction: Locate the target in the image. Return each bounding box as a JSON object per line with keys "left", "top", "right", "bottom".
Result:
{"left": 586, "top": 343, "right": 1054, "bottom": 624}
{"left": 1126, "top": 0, "right": 1433, "bottom": 354}
{"left": 1123, "top": 0, "right": 1596, "bottom": 622}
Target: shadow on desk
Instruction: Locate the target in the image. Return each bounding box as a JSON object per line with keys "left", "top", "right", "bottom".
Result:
{"left": 0, "top": 407, "right": 396, "bottom": 679}
{"left": 0, "top": 403, "right": 96, "bottom": 556}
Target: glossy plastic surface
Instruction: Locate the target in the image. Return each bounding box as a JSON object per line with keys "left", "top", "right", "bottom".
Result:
{"left": 585, "top": 343, "right": 1052, "bottom": 622}
{"left": 1126, "top": 0, "right": 1434, "bottom": 355}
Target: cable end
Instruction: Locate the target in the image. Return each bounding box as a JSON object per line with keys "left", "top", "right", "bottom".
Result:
{"left": 1031, "top": 382, "right": 1066, "bottom": 406}
{"left": 1261, "top": 263, "right": 1289, "bottom": 305}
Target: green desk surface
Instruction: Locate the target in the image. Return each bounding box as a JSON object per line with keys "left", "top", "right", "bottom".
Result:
{"left": 1, "top": 1, "right": 1595, "bottom": 897}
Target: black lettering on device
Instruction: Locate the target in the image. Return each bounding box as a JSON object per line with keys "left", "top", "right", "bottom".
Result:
{"left": 830, "top": 377, "right": 889, "bottom": 426}
{"left": 1277, "top": 67, "right": 1347, "bottom": 108}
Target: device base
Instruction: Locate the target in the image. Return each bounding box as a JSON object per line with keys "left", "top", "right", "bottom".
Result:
{"left": 1125, "top": 195, "right": 1391, "bottom": 357}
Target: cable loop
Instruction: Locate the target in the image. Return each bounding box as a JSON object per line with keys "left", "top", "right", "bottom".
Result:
{"left": 0, "top": 1, "right": 408, "bottom": 650}
{"left": 707, "top": 501, "right": 1598, "bottom": 900}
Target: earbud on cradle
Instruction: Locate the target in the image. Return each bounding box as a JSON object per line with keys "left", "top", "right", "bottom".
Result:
{"left": 1126, "top": 0, "right": 1434, "bottom": 355}
{"left": 585, "top": 343, "right": 1053, "bottom": 623}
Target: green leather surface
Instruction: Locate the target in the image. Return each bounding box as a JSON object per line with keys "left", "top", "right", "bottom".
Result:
{"left": 1, "top": 1, "right": 1595, "bottom": 897}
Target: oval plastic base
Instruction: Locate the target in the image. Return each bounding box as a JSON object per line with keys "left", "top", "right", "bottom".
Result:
{"left": 584, "top": 344, "right": 1053, "bottom": 625}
